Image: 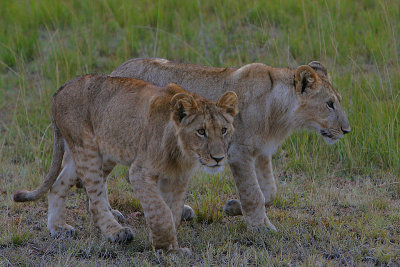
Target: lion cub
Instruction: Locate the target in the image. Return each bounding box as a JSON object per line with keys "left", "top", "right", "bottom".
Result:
{"left": 14, "top": 74, "right": 238, "bottom": 253}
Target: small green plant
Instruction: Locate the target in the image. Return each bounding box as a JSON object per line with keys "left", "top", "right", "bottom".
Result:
{"left": 11, "top": 231, "right": 31, "bottom": 246}
{"left": 193, "top": 194, "right": 224, "bottom": 224}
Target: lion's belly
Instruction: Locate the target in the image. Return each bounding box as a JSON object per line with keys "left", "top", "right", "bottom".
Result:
{"left": 97, "top": 140, "right": 135, "bottom": 166}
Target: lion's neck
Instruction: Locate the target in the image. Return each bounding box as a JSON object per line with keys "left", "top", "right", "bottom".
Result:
{"left": 262, "top": 70, "right": 301, "bottom": 145}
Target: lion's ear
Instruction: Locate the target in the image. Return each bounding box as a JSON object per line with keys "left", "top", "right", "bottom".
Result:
{"left": 216, "top": 91, "right": 238, "bottom": 117}
{"left": 308, "top": 61, "right": 328, "bottom": 77}
{"left": 170, "top": 93, "right": 198, "bottom": 123}
{"left": 295, "top": 65, "right": 318, "bottom": 95}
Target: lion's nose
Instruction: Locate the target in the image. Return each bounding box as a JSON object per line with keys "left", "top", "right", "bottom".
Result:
{"left": 341, "top": 127, "right": 351, "bottom": 134}
{"left": 210, "top": 154, "right": 224, "bottom": 163}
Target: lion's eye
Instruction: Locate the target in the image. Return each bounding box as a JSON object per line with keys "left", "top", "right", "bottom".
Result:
{"left": 221, "top": 127, "right": 227, "bottom": 135}
{"left": 326, "top": 100, "right": 335, "bottom": 110}
{"left": 197, "top": 129, "right": 206, "bottom": 136}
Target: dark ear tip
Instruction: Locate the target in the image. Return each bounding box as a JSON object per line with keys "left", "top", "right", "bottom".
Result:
{"left": 308, "top": 61, "right": 327, "bottom": 75}
{"left": 308, "top": 61, "right": 321, "bottom": 65}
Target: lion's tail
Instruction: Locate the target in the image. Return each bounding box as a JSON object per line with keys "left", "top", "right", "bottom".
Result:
{"left": 13, "top": 117, "right": 64, "bottom": 202}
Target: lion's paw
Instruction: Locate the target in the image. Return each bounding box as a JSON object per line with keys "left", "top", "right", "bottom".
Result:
{"left": 181, "top": 205, "right": 195, "bottom": 221}
{"left": 223, "top": 199, "right": 242, "bottom": 216}
{"left": 263, "top": 216, "right": 277, "bottom": 232}
{"left": 251, "top": 218, "right": 277, "bottom": 233}
{"left": 252, "top": 224, "right": 277, "bottom": 234}
{"left": 107, "top": 227, "right": 134, "bottom": 243}
{"left": 111, "top": 209, "right": 126, "bottom": 223}
{"left": 265, "top": 222, "right": 277, "bottom": 232}
{"left": 49, "top": 224, "right": 76, "bottom": 238}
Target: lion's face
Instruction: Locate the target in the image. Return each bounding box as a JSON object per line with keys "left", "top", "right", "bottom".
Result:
{"left": 295, "top": 62, "right": 350, "bottom": 145}
{"left": 170, "top": 91, "right": 238, "bottom": 173}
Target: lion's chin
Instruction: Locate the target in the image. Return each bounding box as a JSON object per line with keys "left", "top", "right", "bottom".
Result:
{"left": 322, "top": 136, "right": 339, "bottom": 145}
{"left": 203, "top": 165, "right": 224, "bottom": 174}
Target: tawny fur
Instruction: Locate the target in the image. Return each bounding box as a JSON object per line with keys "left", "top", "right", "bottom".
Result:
{"left": 13, "top": 75, "right": 238, "bottom": 253}
{"left": 108, "top": 58, "right": 351, "bottom": 230}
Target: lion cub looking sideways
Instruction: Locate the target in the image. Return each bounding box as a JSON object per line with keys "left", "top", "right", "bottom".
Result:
{"left": 13, "top": 74, "right": 238, "bottom": 253}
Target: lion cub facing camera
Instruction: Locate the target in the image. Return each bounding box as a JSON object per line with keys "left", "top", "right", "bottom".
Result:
{"left": 14, "top": 74, "right": 238, "bottom": 254}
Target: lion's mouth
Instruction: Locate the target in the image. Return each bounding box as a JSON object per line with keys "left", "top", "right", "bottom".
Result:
{"left": 199, "top": 160, "right": 224, "bottom": 174}
{"left": 209, "top": 164, "right": 222, "bottom": 168}
{"left": 199, "top": 159, "right": 222, "bottom": 168}
{"left": 320, "top": 130, "right": 339, "bottom": 145}
{"left": 201, "top": 163, "right": 222, "bottom": 168}
{"left": 320, "top": 130, "right": 335, "bottom": 139}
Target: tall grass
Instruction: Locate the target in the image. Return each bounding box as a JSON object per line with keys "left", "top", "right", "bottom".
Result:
{"left": 1, "top": 0, "right": 399, "bottom": 177}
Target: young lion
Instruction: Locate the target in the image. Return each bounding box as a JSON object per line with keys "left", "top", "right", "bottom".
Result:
{"left": 13, "top": 75, "right": 238, "bottom": 253}
{"left": 110, "top": 58, "right": 351, "bottom": 231}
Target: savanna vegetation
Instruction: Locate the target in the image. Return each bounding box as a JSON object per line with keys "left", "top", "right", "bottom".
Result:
{"left": 0, "top": 0, "right": 399, "bottom": 265}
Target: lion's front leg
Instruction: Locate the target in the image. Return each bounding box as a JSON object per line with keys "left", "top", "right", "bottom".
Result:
{"left": 158, "top": 176, "right": 190, "bottom": 231}
{"left": 225, "top": 146, "right": 276, "bottom": 231}
{"left": 62, "top": 146, "right": 125, "bottom": 223}
{"left": 224, "top": 154, "right": 277, "bottom": 217}
{"left": 255, "top": 154, "right": 277, "bottom": 206}
{"left": 129, "top": 167, "right": 179, "bottom": 251}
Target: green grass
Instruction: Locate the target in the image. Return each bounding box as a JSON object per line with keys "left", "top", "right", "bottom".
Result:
{"left": 0, "top": 0, "right": 399, "bottom": 265}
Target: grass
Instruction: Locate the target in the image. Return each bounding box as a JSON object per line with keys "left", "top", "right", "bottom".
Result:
{"left": 0, "top": 0, "right": 399, "bottom": 265}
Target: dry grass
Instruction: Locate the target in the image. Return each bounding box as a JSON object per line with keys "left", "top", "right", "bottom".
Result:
{"left": 1, "top": 160, "right": 399, "bottom": 265}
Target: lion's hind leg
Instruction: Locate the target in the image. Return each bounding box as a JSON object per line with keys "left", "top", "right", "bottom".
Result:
{"left": 48, "top": 155, "right": 78, "bottom": 237}
{"left": 69, "top": 136, "right": 133, "bottom": 243}
{"left": 102, "top": 161, "right": 126, "bottom": 223}
{"left": 63, "top": 147, "right": 125, "bottom": 223}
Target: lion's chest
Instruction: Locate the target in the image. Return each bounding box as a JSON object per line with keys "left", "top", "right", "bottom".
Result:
{"left": 261, "top": 142, "right": 279, "bottom": 157}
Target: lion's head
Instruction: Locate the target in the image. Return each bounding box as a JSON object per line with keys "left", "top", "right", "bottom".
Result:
{"left": 294, "top": 61, "right": 350, "bottom": 145}
{"left": 170, "top": 91, "right": 238, "bottom": 173}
